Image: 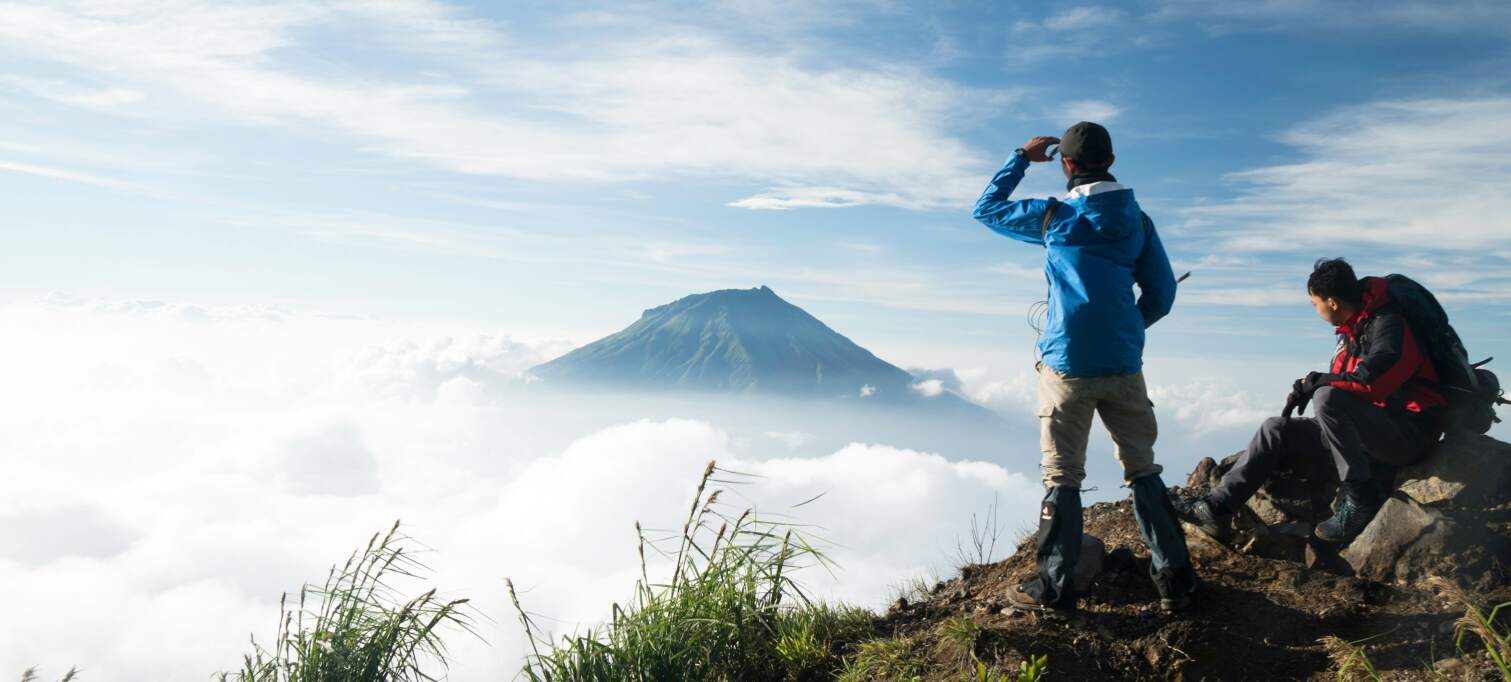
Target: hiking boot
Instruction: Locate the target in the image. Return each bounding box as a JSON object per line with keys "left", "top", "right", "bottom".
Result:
{"left": 1007, "top": 578, "right": 1075, "bottom": 618}
{"left": 1170, "top": 492, "right": 1234, "bottom": 543}
{"left": 1153, "top": 567, "right": 1198, "bottom": 613}
{"left": 1314, "top": 483, "right": 1381, "bottom": 543}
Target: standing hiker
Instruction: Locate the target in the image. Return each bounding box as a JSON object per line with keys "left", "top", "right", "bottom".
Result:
{"left": 972, "top": 122, "right": 1196, "bottom": 614}
{"left": 1174, "top": 258, "right": 1446, "bottom": 544}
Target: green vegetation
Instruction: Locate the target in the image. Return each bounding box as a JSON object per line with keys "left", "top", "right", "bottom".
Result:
{"left": 967, "top": 654, "right": 1048, "bottom": 682}
{"left": 1453, "top": 597, "right": 1511, "bottom": 680}
{"left": 1425, "top": 576, "right": 1511, "bottom": 681}
{"left": 835, "top": 635, "right": 928, "bottom": 681}
{"left": 1319, "top": 634, "right": 1382, "bottom": 682}
{"left": 937, "top": 615, "right": 984, "bottom": 666}
{"left": 216, "top": 521, "right": 474, "bottom": 682}
{"left": 510, "top": 460, "right": 875, "bottom": 681}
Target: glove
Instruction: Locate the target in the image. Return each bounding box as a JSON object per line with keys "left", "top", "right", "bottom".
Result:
{"left": 1301, "top": 372, "right": 1341, "bottom": 396}
{"left": 1282, "top": 379, "right": 1307, "bottom": 419}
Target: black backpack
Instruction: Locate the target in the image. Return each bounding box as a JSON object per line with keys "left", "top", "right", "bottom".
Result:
{"left": 1384, "top": 274, "right": 1507, "bottom": 434}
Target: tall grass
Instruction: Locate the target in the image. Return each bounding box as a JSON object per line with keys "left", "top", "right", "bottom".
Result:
{"left": 510, "top": 460, "right": 875, "bottom": 681}
{"left": 1319, "top": 635, "right": 1382, "bottom": 682}
{"left": 1430, "top": 577, "right": 1511, "bottom": 680}
{"left": 217, "top": 520, "right": 475, "bottom": 682}
{"left": 19, "top": 669, "right": 77, "bottom": 682}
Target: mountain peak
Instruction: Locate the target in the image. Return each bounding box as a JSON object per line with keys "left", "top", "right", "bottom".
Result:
{"left": 533, "top": 286, "right": 910, "bottom": 399}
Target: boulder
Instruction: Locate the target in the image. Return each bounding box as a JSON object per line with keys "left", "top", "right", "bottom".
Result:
{"left": 1186, "top": 456, "right": 1219, "bottom": 490}
{"left": 1341, "top": 492, "right": 1464, "bottom": 583}
{"left": 1246, "top": 489, "right": 1308, "bottom": 526}
{"left": 1075, "top": 534, "right": 1106, "bottom": 592}
{"left": 1396, "top": 434, "right": 1511, "bottom": 508}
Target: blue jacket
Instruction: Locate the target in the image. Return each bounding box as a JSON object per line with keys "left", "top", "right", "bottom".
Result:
{"left": 973, "top": 151, "right": 1176, "bottom": 377}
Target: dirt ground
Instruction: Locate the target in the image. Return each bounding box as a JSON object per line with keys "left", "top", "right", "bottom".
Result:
{"left": 867, "top": 495, "right": 1511, "bottom": 681}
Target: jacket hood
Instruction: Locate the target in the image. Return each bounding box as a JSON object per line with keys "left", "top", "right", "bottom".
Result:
{"left": 1067, "top": 182, "right": 1141, "bottom": 240}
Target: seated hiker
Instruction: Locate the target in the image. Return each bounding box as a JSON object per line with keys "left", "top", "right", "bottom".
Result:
{"left": 972, "top": 122, "right": 1196, "bottom": 615}
{"left": 1175, "top": 258, "right": 1445, "bottom": 544}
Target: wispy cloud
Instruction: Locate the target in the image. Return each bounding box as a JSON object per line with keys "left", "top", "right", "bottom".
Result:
{"left": 0, "top": 1, "right": 988, "bottom": 210}
{"left": 1043, "top": 6, "right": 1128, "bottom": 31}
{"left": 0, "top": 158, "right": 149, "bottom": 193}
{"left": 2, "top": 76, "right": 144, "bottom": 111}
{"left": 1183, "top": 96, "right": 1511, "bottom": 253}
{"left": 1008, "top": 5, "right": 1146, "bottom": 64}
{"left": 1061, "top": 99, "right": 1123, "bottom": 124}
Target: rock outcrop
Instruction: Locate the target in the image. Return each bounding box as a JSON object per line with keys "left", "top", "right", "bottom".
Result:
{"left": 1396, "top": 433, "right": 1511, "bottom": 508}
{"left": 860, "top": 435, "right": 1511, "bottom": 680}
{"left": 1340, "top": 492, "right": 1465, "bottom": 583}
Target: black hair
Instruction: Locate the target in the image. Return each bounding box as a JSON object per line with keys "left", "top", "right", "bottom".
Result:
{"left": 1307, "top": 257, "right": 1363, "bottom": 304}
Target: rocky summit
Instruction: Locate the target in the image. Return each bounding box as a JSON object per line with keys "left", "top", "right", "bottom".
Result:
{"left": 855, "top": 434, "right": 1511, "bottom": 681}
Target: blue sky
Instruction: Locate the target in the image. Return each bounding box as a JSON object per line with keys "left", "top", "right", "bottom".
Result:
{"left": 4, "top": 1, "right": 1510, "bottom": 363}
{"left": 2, "top": 0, "right": 1510, "bottom": 415}
{"left": 5, "top": 3, "right": 1511, "bottom": 677}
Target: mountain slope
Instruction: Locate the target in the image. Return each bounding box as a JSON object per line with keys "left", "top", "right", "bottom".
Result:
{"left": 528, "top": 286, "right": 973, "bottom": 409}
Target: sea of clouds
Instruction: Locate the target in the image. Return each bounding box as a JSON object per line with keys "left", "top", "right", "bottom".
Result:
{"left": 0, "top": 298, "right": 1051, "bottom": 680}
{"left": 0, "top": 293, "right": 1391, "bottom": 680}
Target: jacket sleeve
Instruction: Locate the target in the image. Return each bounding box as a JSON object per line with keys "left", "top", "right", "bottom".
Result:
{"left": 1330, "top": 312, "right": 1423, "bottom": 402}
{"left": 1133, "top": 212, "right": 1177, "bottom": 328}
{"left": 972, "top": 151, "right": 1054, "bottom": 245}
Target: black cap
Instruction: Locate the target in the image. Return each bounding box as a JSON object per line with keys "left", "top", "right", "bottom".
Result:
{"left": 1059, "top": 121, "right": 1113, "bottom": 167}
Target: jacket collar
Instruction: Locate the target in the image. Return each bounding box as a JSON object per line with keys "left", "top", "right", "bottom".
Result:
{"left": 1336, "top": 277, "right": 1389, "bottom": 335}
{"left": 1066, "top": 170, "right": 1116, "bottom": 192}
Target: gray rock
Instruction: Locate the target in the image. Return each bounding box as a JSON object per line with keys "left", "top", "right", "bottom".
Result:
{"left": 1186, "top": 457, "right": 1220, "bottom": 490}
{"left": 1075, "top": 534, "right": 1106, "bottom": 592}
{"left": 1246, "top": 489, "right": 1302, "bottom": 526}
{"left": 1397, "top": 434, "right": 1511, "bottom": 508}
{"left": 1341, "top": 492, "right": 1463, "bottom": 582}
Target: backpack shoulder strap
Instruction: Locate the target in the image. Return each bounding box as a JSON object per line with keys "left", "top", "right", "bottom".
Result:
{"left": 1040, "top": 198, "right": 1060, "bottom": 241}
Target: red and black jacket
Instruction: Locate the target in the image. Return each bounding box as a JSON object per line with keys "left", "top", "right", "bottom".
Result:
{"left": 1328, "top": 277, "right": 1446, "bottom": 416}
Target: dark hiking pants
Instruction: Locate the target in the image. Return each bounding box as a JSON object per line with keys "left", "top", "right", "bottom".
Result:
{"left": 1209, "top": 387, "right": 1435, "bottom": 513}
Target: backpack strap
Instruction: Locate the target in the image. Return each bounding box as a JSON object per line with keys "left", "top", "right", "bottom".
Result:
{"left": 1040, "top": 198, "right": 1059, "bottom": 241}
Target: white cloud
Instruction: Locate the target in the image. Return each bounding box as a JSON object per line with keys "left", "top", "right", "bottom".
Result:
{"left": 0, "top": 1, "right": 988, "bottom": 210}
{"left": 277, "top": 424, "right": 380, "bottom": 496}
{"left": 762, "top": 430, "right": 815, "bottom": 449}
{"left": 0, "top": 299, "right": 1048, "bottom": 680}
{"left": 1062, "top": 99, "right": 1123, "bottom": 124}
{"left": 1006, "top": 6, "right": 1145, "bottom": 64}
{"left": 339, "top": 334, "right": 566, "bottom": 403}
{"left": 859, "top": 384, "right": 876, "bottom": 398}
{"left": 911, "top": 378, "right": 945, "bottom": 397}
{"left": 0, "top": 505, "right": 136, "bottom": 565}
{"left": 1149, "top": 380, "right": 1275, "bottom": 435}
{"left": 0, "top": 157, "right": 149, "bottom": 193}
{"left": 1043, "top": 6, "right": 1127, "bottom": 31}
{"left": 952, "top": 367, "right": 1040, "bottom": 416}
{"left": 1178, "top": 285, "right": 1304, "bottom": 307}
{"left": 728, "top": 186, "right": 932, "bottom": 211}
{"left": 1184, "top": 96, "right": 1511, "bottom": 253}
{"left": 1, "top": 75, "right": 145, "bottom": 110}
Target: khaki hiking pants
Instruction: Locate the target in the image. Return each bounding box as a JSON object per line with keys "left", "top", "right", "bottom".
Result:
{"left": 1037, "top": 363, "right": 1163, "bottom": 489}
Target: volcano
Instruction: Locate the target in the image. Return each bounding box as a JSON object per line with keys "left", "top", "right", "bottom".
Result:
{"left": 527, "top": 286, "right": 989, "bottom": 415}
